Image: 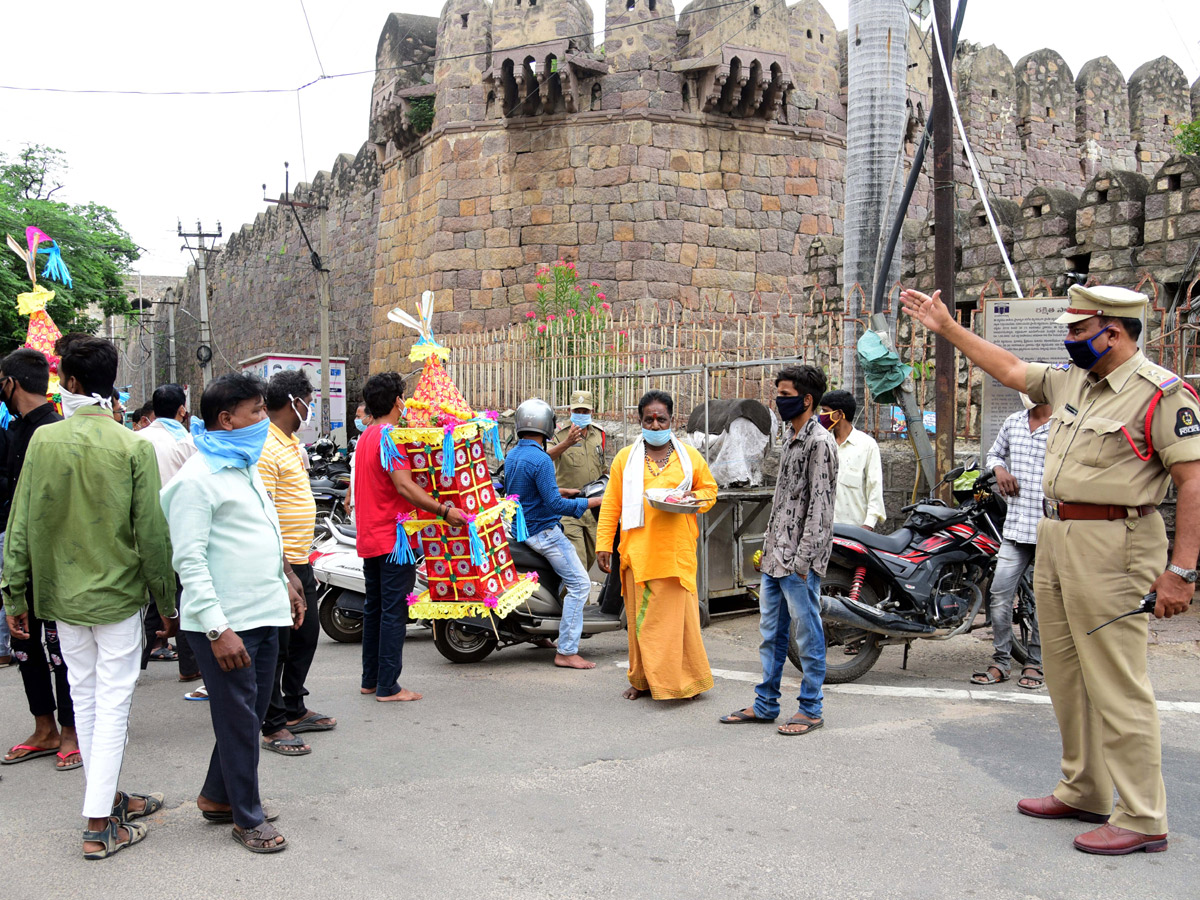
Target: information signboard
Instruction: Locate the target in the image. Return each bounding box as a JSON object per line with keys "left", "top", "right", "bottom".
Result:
{"left": 240, "top": 353, "right": 348, "bottom": 444}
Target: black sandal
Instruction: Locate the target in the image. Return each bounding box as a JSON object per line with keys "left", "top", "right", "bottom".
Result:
{"left": 112, "top": 790, "right": 165, "bottom": 822}
{"left": 83, "top": 816, "right": 147, "bottom": 860}
{"left": 1018, "top": 667, "right": 1045, "bottom": 690}
{"left": 719, "top": 708, "right": 777, "bottom": 724}
{"left": 232, "top": 821, "right": 288, "bottom": 853}
{"left": 261, "top": 736, "right": 311, "bottom": 756}
{"left": 970, "top": 666, "right": 1009, "bottom": 685}
{"left": 778, "top": 714, "right": 824, "bottom": 736}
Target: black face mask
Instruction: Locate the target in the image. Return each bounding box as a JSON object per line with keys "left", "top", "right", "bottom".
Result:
{"left": 775, "top": 394, "right": 808, "bottom": 422}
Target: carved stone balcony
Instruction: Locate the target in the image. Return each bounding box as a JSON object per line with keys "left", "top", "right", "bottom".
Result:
{"left": 675, "top": 46, "right": 794, "bottom": 122}
{"left": 485, "top": 40, "right": 608, "bottom": 117}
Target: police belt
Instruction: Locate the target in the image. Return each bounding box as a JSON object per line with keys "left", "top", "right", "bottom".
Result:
{"left": 1042, "top": 499, "right": 1155, "bottom": 521}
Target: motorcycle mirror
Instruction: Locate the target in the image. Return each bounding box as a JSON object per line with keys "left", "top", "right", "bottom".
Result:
{"left": 944, "top": 466, "right": 965, "bottom": 483}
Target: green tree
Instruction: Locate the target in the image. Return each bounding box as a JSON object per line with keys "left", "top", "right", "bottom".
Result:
{"left": 0, "top": 145, "right": 138, "bottom": 353}
{"left": 1173, "top": 119, "right": 1200, "bottom": 157}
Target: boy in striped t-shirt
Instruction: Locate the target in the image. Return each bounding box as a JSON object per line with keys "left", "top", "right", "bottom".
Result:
{"left": 257, "top": 371, "right": 337, "bottom": 758}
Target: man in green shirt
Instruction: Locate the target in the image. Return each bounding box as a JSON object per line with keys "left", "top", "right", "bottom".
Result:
{"left": 2, "top": 334, "right": 177, "bottom": 860}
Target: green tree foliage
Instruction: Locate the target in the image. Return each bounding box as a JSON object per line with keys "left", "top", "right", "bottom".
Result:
{"left": 1173, "top": 119, "right": 1200, "bottom": 157}
{"left": 0, "top": 145, "right": 138, "bottom": 353}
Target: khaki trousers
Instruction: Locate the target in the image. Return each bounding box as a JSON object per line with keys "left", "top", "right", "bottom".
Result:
{"left": 1034, "top": 514, "right": 1168, "bottom": 835}
{"left": 562, "top": 513, "right": 597, "bottom": 574}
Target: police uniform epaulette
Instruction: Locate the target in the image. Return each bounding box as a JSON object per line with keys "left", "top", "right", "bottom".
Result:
{"left": 1134, "top": 361, "right": 1183, "bottom": 395}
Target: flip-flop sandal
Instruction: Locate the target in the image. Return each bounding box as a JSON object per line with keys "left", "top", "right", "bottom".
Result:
{"left": 56, "top": 750, "right": 83, "bottom": 771}
{"left": 150, "top": 647, "right": 179, "bottom": 661}
{"left": 718, "top": 709, "right": 777, "bottom": 724}
{"left": 1018, "top": 668, "right": 1045, "bottom": 690}
{"left": 184, "top": 686, "right": 209, "bottom": 701}
{"left": 232, "top": 822, "right": 288, "bottom": 854}
{"left": 261, "top": 736, "right": 312, "bottom": 756}
{"left": 778, "top": 715, "right": 824, "bottom": 736}
{"left": 202, "top": 804, "right": 279, "bottom": 823}
{"left": 286, "top": 712, "right": 337, "bottom": 734}
{"left": 970, "top": 667, "right": 1009, "bottom": 685}
{"left": 179, "top": 673, "right": 203, "bottom": 683}
{"left": 2, "top": 744, "right": 59, "bottom": 765}
{"left": 113, "top": 790, "right": 165, "bottom": 822}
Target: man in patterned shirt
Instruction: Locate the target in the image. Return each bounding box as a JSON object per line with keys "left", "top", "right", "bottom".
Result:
{"left": 720, "top": 365, "right": 838, "bottom": 735}
{"left": 257, "top": 370, "right": 336, "bottom": 757}
{"left": 972, "top": 396, "right": 1050, "bottom": 689}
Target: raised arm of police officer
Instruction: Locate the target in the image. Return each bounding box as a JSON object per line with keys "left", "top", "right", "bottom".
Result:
{"left": 900, "top": 288, "right": 1029, "bottom": 391}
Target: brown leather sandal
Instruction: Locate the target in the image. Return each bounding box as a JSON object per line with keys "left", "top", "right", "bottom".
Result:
{"left": 232, "top": 821, "right": 288, "bottom": 853}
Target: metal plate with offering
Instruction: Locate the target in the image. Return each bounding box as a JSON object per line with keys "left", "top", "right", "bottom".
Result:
{"left": 645, "top": 487, "right": 704, "bottom": 514}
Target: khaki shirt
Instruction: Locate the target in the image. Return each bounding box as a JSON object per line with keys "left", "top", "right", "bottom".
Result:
{"left": 551, "top": 424, "right": 606, "bottom": 490}
{"left": 1025, "top": 351, "right": 1200, "bottom": 507}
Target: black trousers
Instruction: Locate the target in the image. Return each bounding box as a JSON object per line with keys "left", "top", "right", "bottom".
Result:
{"left": 12, "top": 613, "right": 74, "bottom": 727}
{"left": 262, "top": 563, "right": 321, "bottom": 735}
{"left": 142, "top": 578, "right": 199, "bottom": 678}
{"left": 185, "top": 626, "right": 278, "bottom": 830}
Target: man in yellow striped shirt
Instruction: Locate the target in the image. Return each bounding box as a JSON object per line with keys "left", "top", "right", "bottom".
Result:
{"left": 257, "top": 371, "right": 336, "bottom": 757}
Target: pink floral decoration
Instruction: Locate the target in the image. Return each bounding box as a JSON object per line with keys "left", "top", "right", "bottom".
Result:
{"left": 547, "top": 314, "right": 557, "bottom": 322}
{"left": 601, "top": 302, "right": 611, "bottom": 310}
{"left": 566, "top": 308, "right": 577, "bottom": 317}
{"left": 589, "top": 305, "right": 596, "bottom": 314}
{"left": 483, "top": 596, "right": 499, "bottom": 609}
{"left": 525, "top": 311, "right": 536, "bottom": 319}
{"left": 537, "top": 324, "right": 547, "bottom": 333}
{"left": 406, "top": 592, "right": 420, "bottom": 606}
{"left": 596, "top": 292, "right": 606, "bottom": 300}
{"left": 590, "top": 282, "right": 600, "bottom": 288}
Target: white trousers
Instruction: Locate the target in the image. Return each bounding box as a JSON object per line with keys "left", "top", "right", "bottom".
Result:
{"left": 56, "top": 611, "right": 143, "bottom": 819}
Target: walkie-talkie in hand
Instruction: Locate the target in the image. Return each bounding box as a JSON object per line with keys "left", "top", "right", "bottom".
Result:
{"left": 1087, "top": 593, "right": 1157, "bottom": 635}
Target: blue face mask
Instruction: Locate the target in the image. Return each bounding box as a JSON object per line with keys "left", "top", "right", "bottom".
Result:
{"left": 642, "top": 427, "right": 672, "bottom": 447}
{"left": 570, "top": 412, "right": 592, "bottom": 428}
{"left": 355, "top": 418, "right": 368, "bottom": 433}
{"left": 1063, "top": 326, "right": 1114, "bottom": 370}
{"left": 190, "top": 416, "right": 271, "bottom": 473}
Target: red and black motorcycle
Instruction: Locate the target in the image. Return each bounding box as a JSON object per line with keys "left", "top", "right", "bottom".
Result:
{"left": 794, "top": 463, "right": 1037, "bottom": 683}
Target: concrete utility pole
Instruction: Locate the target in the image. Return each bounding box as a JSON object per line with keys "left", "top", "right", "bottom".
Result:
{"left": 264, "top": 162, "right": 332, "bottom": 435}
{"left": 932, "top": 0, "right": 956, "bottom": 487}
{"left": 163, "top": 286, "right": 178, "bottom": 384}
{"left": 177, "top": 219, "right": 222, "bottom": 388}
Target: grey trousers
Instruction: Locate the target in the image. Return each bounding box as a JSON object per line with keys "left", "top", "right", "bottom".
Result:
{"left": 988, "top": 539, "right": 1042, "bottom": 673}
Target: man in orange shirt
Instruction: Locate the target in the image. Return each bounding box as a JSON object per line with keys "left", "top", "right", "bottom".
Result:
{"left": 257, "top": 371, "right": 336, "bottom": 757}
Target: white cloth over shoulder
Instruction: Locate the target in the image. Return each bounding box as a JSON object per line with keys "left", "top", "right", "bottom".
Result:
{"left": 621, "top": 434, "right": 693, "bottom": 531}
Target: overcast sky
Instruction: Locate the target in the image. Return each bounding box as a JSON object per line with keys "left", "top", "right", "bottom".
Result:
{"left": 1, "top": 1, "right": 1197, "bottom": 280}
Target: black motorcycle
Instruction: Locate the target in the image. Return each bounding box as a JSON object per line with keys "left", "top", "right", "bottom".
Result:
{"left": 797, "top": 463, "right": 1037, "bottom": 683}
{"left": 431, "top": 475, "right": 624, "bottom": 663}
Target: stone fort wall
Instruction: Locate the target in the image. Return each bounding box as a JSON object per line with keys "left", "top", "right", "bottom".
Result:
{"left": 168, "top": 1, "right": 1200, "bottom": 400}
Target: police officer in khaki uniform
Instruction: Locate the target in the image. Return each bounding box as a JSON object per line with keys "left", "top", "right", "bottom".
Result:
{"left": 548, "top": 390, "right": 606, "bottom": 572}
{"left": 901, "top": 284, "right": 1200, "bottom": 856}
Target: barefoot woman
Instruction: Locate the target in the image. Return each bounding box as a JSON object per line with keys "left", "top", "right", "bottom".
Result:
{"left": 596, "top": 391, "right": 718, "bottom": 700}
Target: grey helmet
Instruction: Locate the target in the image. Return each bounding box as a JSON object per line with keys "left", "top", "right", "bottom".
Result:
{"left": 514, "top": 398, "right": 556, "bottom": 439}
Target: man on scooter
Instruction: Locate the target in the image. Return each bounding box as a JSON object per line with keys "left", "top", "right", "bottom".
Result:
{"left": 504, "top": 399, "right": 603, "bottom": 670}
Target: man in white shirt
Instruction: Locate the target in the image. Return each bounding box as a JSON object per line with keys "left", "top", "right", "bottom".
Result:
{"left": 137, "top": 383, "right": 200, "bottom": 680}
{"left": 819, "top": 390, "right": 885, "bottom": 530}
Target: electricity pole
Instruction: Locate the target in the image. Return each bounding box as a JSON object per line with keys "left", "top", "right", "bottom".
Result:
{"left": 932, "top": 0, "right": 956, "bottom": 488}
{"left": 177, "top": 219, "right": 222, "bottom": 387}
{"left": 263, "top": 162, "right": 332, "bottom": 435}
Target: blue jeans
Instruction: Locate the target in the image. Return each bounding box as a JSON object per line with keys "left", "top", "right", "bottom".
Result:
{"left": 361, "top": 554, "right": 416, "bottom": 697}
{"left": 754, "top": 570, "right": 826, "bottom": 720}
{"left": 987, "top": 540, "right": 1042, "bottom": 672}
{"left": 525, "top": 525, "right": 591, "bottom": 656}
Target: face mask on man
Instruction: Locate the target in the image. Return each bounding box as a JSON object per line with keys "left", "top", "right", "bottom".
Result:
{"left": 355, "top": 418, "right": 368, "bottom": 433}
{"left": 1063, "top": 326, "right": 1114, "bottom": 370}
{"left": 774, "top": 394, "right": 808, "bottom": 423}
{"left": 570, "top": 412, "right": 592, "bottom": 428}
{"left": 289, "top": 394, "right": 313, "bottom": 427}
{"left": 818, "top": 412, "right": 835, "bottom": 430}
{"left": 60, "top": 385, "right": 113, "bottom": 419}
{"left": 642, "top": 427, "right": 672, "bottom": 447}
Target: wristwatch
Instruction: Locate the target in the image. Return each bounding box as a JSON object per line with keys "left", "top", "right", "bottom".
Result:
{"left": 1165, "top": 564, "right": 1198, "bottom": 583}
{"left": 206, "top": 625, "right": 230, "bottom": 641}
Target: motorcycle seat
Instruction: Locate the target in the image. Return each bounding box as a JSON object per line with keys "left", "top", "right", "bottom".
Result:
{"left": 333, "top": 522, "right": 357, "bottom": 540}
{"left": 834, "top": 524, "right": 915, "bottom": 554}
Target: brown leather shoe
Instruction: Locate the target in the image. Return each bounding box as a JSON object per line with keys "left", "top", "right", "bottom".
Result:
{"left": 1017, "top": 794, "right": 1109, "bottom": 823}
{"left": 1073, "top": 824, "right": 1168, "bottom": 855}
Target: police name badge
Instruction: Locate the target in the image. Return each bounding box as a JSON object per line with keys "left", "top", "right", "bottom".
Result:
{"left": 1175, "top": 408, "right": 1200, "bottom": 438}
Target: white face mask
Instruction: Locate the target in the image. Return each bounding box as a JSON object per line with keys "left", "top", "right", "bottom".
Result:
{"left": 60, "top": 386, "right": 113, "bottom": 419}
{"left": 289, "top": 394, "right": 313, "bottom": 427}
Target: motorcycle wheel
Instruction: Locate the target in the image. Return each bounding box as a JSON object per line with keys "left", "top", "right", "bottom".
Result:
{"left": 1010, "top": 571, "right": 1036, "bottom": 666}
{"left": 788, "top": 565, "right": 884, "bottom": 684}
{"left": 432, "top": 619, "right": 498, "bottom": 663}
{"left": 318, "top": 592, "right": 364, "bottom": 643}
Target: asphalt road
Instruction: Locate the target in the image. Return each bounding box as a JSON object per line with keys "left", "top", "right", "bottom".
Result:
{"left": 1, "top": 612, "right": 1197, "bottom": 900}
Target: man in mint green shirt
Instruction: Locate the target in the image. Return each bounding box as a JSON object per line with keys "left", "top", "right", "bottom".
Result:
{"left": 2, "top": 334, "right": 177, "bottom": 860}
{"left": 160, "top": 372, "right": 302, "bottom": 854}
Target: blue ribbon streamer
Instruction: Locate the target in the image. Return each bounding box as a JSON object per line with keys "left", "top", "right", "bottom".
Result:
{"left": 0, "top": 402, "right": 11, "bottom": 430}
{"left": 441, "top": 429, "right": 456, "bottom": 478}
{"left": 38, "top": 241, "right": 73, "bottom": 289}
{"left": 388, "top": 523, "right": 417, "bottom": 566}
{"left": 509, "top": 498, "right": 530, "bottom": 542}
{"left": 467, "top": 521, "right": 487, "bottom": 566}
{"left": 488, "top": 422, "right": 504, "bottom": 462}
{"left": 379, "top": 426, "right": 405, "bottom": 472}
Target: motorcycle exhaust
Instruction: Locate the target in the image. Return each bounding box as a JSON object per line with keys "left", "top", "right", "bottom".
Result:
{"left": 821, "top": 594, "right": 937, "bottom": 638}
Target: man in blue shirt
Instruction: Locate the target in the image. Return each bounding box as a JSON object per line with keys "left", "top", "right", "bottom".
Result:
{"left": 505, "top": 399, "right": 602, "bottom": 670}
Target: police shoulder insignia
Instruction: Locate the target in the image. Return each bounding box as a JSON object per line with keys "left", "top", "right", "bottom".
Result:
{"left": 1174, "top": 407, "right": 1200, "bottom": 438}
{"left": 1051, "top": 363, "right": 1071, "bottom": 371}
{"left": 1137, "top": 363, "right": 1182, "bottom": 394}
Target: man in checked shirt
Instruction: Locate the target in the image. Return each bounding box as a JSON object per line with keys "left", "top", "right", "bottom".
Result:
{"left": 971, "top": 394, "right": 1050, "bottom": 690}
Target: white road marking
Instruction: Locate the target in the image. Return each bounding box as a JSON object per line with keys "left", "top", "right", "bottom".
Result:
{"left": 615, "top": 662, "right": 1200, "bottom": 716}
